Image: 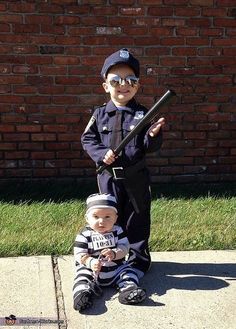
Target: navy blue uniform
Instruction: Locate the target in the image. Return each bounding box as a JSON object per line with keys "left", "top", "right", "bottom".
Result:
{"left": 81, "top": 98, "right": 163, "bottom": 274}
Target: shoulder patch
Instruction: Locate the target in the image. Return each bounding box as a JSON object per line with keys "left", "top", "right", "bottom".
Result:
{"left": 84, "top": 116, "right": 96, "bottom": 133}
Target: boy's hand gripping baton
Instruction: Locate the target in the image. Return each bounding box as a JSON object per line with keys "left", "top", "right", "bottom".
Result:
{"left": 96, "top": 89, "right": 176, "bottom": 175}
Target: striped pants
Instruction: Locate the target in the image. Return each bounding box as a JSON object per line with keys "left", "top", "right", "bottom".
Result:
{"left": 73, "top": 263, "right": 140, "bottom": 302}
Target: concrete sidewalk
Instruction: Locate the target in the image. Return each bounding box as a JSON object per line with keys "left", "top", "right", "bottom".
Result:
{"left": 0, "top": 251, "right": 235, "bottom": 329}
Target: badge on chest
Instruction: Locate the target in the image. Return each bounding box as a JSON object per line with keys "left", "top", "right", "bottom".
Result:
{"left": 91, "top": 232, "right": 116, "bottom": 250}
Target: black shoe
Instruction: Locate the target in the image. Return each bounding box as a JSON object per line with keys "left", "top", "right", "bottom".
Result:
{"left": 118, "top": 286, "right": 146, "bottom": 305}
{"left": 73, "top": 290, "right": 93, "bottom": 311}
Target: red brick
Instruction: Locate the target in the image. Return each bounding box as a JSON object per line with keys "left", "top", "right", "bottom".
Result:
{"left": 45, "top": 142, "right": 70, "bottom": 150}
{"left": 92, "top": 6, "right": 118, "bottom": 15}
{"left": 25, "top": 96, "right": 51, "bottom": 104}
{"left": 187, "top": 18, "right": 211, "bottom": 27}
{"left": 189, "top": 0, "right": 213, "bottom": 5}
{"left": 214, "top": 18, "right": 236, "bottom": 27}
{"left": 13, "top": 86, "right": 37, "bottom": 94}
{"left": 3, "top": 133, "right": 29, "bottom": 141}
{"left": 25, "top": 15, "right": 52, "bottom": 24}
{"left": 16, "top": 125, "right": 41, "bottom": 133}
{"left": 175, "top": 7, "right": 200, "bottom": 16}
{"left": 45, "top": 159, "right": 69, "bottom": 168}
{"left": 40, "top": 66, "right": 67, "bottom": 75}
{"left": 52, "top": 96, "right": 77, "bottom": 104}
{"left": 5, "top": 151, "right": 29, "bottom": 159}
{"left": 41, "top": 25, "right": 65, "bottom": 35}
{"left": 9, "top": 3, "right": 35, "bottom": 12}
{"left": 38, "top": 86, "right": 65, "bottom": 95}
{"left": 26, "top": 56, "right": 53, "bottom": 65}
{"left": 19, "top": 143, "right": 44, "bottom": 151}
{"left": 66, "top": 5, "right": 90, "bottom": 14}
{"left": 162, "top": 18, "right": 186, "bottom": 26}
{"left": 0, "top": 95, "right": 24, "bottom": 104}
{"left": 13, "top": 45, "right": 38, "bottom": 54}
{"left": 31, "top": 134, "right": 56, "bottom": 142}
{"left": 14, "top": 24, "right": 40, "bottom": 33}
{"left": 55, "top": 77, "right": 81, "bottom": 85}
{"left": 148, "top": 7, "right": 173, "bottom": 16}
{"left": 176, "top": 27, "right": 198, "bottom": 36}
{"left": 31, "top": 152, "right": 55, "bottom": 160}
{"left": 54, "top": 16, "right": 80, "bottom": 25}
{"left": 13, "top": 65, "right": 38, "bottom": 74}
{"left": 121, "top": 7, "right": 145, "bottom": 15}
{"left": 172, "top": 47, "right": 197, "bottom": 56}
{"left": 161, "top": 37, "right": 185, "bottom": 46}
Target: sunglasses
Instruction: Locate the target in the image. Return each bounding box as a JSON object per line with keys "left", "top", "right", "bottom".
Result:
{"left": 108, "top": 75, "right": 139, "bottom": 88}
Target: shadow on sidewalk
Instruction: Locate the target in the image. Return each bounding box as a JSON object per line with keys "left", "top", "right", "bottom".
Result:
{"left": 74, "top": 260, "right": 236, "bottom": 316}
{"left": 143, "top": 261, "right": 236, "bottom": 297}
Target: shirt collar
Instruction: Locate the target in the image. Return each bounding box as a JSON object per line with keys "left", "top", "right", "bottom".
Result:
{"left": 105, "top": 98, "right": 137, "bottom": 114}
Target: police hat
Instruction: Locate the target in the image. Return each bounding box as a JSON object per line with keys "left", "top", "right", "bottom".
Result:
{"left": 101, "top": 48, "right": 140, "bottom": 79}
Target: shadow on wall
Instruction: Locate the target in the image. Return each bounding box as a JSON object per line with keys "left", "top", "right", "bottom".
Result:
{"left": 0, "top": 180, "right": 235, "bottom": 203}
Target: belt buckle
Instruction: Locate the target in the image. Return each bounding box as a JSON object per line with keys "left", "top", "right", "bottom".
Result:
{"left": 112, "top": 167, "right": 125, "bottom": 180}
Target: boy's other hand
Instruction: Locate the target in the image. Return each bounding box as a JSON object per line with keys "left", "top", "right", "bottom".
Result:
{"left": 148, "top": 117, "right": 165, "bottom": 137}
{"left": 103, "top": 149, "right": 116, "bottom": 165}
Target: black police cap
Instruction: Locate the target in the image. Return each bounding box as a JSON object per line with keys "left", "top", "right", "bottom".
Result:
{"left": 101, "top": 48, "right": 140, "bottom": 79}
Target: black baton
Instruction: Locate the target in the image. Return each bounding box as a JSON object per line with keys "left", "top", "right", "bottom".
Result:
{"left": 96, "top": 89, "right": 176, "bottom": 175}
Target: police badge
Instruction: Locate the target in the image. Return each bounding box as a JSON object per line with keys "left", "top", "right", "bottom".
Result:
{"left": 134, "top": 111, "right": 144, "bottom": 120}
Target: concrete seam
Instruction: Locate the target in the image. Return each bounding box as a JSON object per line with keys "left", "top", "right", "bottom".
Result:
{"left": 51, "top": 255, "right": 68, "bottom": 329}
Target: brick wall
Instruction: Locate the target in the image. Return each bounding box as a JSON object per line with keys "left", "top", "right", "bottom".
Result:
{"left": 0, "top": 0, "right": 236, "bottom": 184}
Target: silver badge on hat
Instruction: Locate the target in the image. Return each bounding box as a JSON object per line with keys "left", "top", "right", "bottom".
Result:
{"left": 119, "top": 49, "right": 129, "bottom": 59}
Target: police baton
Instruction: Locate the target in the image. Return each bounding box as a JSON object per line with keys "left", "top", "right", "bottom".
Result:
{"left": 96, "top": 89, "right": 176, "bottom": 175}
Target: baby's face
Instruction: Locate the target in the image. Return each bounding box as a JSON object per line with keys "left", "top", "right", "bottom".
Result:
{"left": 86, "top": 207, "right": 117, "bottom": 234}
{"left": 103, "top": 64, "right": 139, "bottom": 107}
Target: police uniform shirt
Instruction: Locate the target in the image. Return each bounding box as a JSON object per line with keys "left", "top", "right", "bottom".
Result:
{"left": 81, "top": 98, "right": 163, "bottom": 168}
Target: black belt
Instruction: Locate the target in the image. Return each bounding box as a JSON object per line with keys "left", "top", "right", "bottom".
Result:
{"left": 105, "top": 160, "right": 146, "bottom": 180}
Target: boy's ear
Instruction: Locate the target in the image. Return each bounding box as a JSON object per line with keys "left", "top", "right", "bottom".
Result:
{"left": 102, "top": 82, "right": 110, "bottom": 93}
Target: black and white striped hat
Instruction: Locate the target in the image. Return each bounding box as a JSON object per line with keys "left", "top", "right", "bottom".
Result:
{"left": 86, "top": 193, "right": 117, "bottom": 214}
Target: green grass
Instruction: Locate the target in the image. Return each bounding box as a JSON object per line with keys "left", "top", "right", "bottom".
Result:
{"left": 0, "top": 181, "right": 235, "bottom": 256}
{"left": 150, "top": 197, "right": 235, "bottom": 251}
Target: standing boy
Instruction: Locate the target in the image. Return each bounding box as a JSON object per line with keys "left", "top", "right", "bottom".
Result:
{"left": 81, "top": 48, "right": 165, "bottom": 277}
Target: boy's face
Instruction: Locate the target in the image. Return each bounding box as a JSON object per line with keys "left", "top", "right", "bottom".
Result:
{"left": 102, "top": 64, "right": 140, "bottom": 106}
{"left": 86, "top": 207, "right": 117, "bottom": 234}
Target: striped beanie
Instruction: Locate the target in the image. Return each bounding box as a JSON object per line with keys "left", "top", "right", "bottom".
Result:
{"left": 86, "top": 193, "right": 117, "bottom": 214}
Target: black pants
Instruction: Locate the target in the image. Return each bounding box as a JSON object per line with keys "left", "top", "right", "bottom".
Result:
{"left": 97, "top": 168, "right": 151, "bottom": 274}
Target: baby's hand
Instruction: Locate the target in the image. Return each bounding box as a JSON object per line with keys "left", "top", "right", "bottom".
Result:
{"left": 101, "top": 248, "right": 116, "bottom": 262}
{"left": 90, "top": 259, "right": 102, "bottom": 272}
{"left": 103, "top": 149, "right": 116, "bottom": 165}
{"left": 149, "top": 117, "right": 165, "bottom": 137}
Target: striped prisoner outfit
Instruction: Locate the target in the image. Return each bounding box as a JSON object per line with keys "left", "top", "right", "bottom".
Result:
{"left": 73, "top": 224, "right": 140, "bottom": 303}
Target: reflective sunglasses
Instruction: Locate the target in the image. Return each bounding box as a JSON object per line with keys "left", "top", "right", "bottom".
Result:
{"left": 108, "top": 75, "right": 139, "bottom": 88}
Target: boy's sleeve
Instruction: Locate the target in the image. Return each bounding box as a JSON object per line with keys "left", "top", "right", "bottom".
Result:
{"left": 81, "top": 109, "right": 109, "bottom": 166}
{"left": 144, "top": 127, "right": 163, "bottom": 153}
